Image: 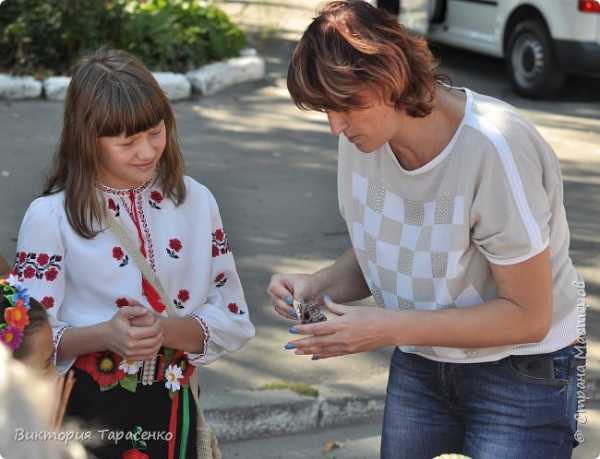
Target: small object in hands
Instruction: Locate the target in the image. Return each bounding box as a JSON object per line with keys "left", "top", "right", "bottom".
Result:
{"left": 293, "top": 299, "right": 327, "bottom": 324}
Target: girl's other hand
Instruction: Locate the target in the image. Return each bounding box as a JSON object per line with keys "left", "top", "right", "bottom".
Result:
{"left": 102, "top": 305, "right": 163, "bottom": 361}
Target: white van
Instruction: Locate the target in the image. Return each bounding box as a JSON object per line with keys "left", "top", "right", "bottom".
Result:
{"left": 370, "top": 0, "right": 600, "bottom": 97}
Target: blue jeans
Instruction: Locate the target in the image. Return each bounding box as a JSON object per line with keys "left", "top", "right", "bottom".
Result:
{"left": 381, "top": 344, "right": 585, "bottom": 459}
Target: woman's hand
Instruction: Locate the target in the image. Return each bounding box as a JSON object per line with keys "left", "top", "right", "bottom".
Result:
{"left": 101, "top": 302, "right": 163, "bottom": 361}
{"left": 267, "top": 273, "right": 322, "bottom": 320}
{"left": 285, "top": 297, "right": 397, "bottom": 359}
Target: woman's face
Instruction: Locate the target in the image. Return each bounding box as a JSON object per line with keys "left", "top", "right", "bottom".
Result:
{"left": 325, "top": 89, "right": 400, "bottom": 153}
{"left": 97, "top": 120, "right": 166, "bottom": 189}
{"left": 20, "top": 321, "right": 55, "bottom": 377}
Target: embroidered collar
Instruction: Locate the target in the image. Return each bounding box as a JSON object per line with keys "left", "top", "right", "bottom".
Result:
{"left": 99, "top": 177, "right": 154, "bottom": 197}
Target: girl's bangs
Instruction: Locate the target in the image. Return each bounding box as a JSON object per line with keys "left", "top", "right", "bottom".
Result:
{"left": 95, "top": 79, "right": 169, "bottom": 137}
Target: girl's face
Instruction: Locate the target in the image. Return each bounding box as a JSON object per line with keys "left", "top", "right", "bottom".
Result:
{"left": 97, "top": 120, "right": 166, "bottom": 189}
{"left": 20, "top": 321, "right": 55, "bottom": 377}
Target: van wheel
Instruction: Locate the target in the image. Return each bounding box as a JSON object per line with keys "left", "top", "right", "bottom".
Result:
{"left": 430, "top": 0, "right": 446, "bottom": 23}
{"left": 506, "top": 20, "right": 565, "bottom": 98}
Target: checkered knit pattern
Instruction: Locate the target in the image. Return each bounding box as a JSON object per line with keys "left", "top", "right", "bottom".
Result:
{"left": 349, "top": 172, "right": 493, "bottom": 360}
{"left": 351, "top": 173, "right": 481, "bottom": 311}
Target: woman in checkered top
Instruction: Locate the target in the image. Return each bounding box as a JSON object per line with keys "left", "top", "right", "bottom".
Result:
{"left": 269, "top": 2, "right": 586, "bottom": 458}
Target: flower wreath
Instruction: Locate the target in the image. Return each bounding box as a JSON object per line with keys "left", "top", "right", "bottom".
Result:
{"left": 0, "top": 275, "right": 32, "bottom": 352}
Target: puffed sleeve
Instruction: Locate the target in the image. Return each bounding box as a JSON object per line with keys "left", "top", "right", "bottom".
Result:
{"left": 186, "top": 192, "right": 255, "bottom": 365}
{"left": 469, "top": 116, "right": 552, "bottom": 265}
{"left": 13, "top": 197, "right": 75, "bottom": 374}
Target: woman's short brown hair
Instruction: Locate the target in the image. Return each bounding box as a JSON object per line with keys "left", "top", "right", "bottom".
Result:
{"left": 287, "top": 0, "right": 443, "bottom": 117}
{"left": 44, "top": 48, "right": 186, "bottom": 239}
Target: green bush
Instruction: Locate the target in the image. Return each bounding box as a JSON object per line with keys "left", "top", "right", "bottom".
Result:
{"left": 0, "top": 0, "right": 246, "bottom": 75}
{"left": 121, "top": 0, "right": 245, "bottom": 72}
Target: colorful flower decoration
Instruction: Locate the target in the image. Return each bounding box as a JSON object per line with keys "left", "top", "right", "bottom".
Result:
{"left": 122, "top": 449, "right": 149, "bottom": 459}
{"left": 119, "top": 359, "right": 143, "bottom": 375}
{"left": 0, "top": 276, "right": 32, "bottom": 352}
{"left": 0, "top": 325, "right": 24, "bottom": 352}
{"left": 164, "top": 363, "right": 183, "bottom": 392}
{"left": 75, "top": 351, "right": 125, "bottom": 390}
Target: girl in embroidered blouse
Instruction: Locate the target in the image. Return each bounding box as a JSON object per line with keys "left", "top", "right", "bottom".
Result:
{"left": 12, "top": 48, "right": 255, "bottom": 459}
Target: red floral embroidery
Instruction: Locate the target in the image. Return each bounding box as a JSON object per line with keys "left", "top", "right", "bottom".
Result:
{"left": 23, "top": 266, "right": 35, "bottom": 279}
{"left": 107, "top": 198, "right": 120, "bottom": 217}
{"left": 41, "top": 296, "right": 55, "bottom": 309}
{"left": 45, "top": 268, "right": 58, "bottom": 281}
{"left": 115, "top": 298, "right": 129, "bottom": 308}
{"left": 166, "top": 238, "right": 183, "bottom": 259}
{"left": 212, "top": 229, "right": 231, "bottom": 257}
{"left": 173, "top": 289, "right": 190, "bottom": 309}
{"left": 227, "top": 303, "right": 245, "bottom": 315}
{"left": 178, "top": 289, "right": 190, "bottom": 302}
{"left": 215, "top": 273, "right": 227, "bottom": 288}
{"left": 75, "top": 351, "right": 125, "bottom": 390}
{"left": 12, "top": 252, "right": 62, "bottom": 282}
{"left": 149, "top": 190, "right": 163, "bottom": 210}
{"left": 112, "top": 246, "right": 129, "bottom": 267}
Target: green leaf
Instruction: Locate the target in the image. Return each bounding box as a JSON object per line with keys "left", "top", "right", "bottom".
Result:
{"left": 119, "top": 375, "right": 138, "bottom": 393}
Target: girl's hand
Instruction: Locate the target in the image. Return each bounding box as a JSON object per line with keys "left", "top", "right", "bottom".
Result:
{"left": 285, "top": 297, "right": 397, "bottom": 359}
{"left": 267, "top": 273, "right": 322, "bottom": 321}
{"left": 102, "top": 305, "right": 163, "bottom": 361}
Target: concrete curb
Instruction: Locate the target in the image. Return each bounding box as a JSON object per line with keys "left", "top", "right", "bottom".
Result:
{"left": 0, "top": 75, "right": 42, "bottom": 99}
{"left": 0, "top": 50, "right": 265, "bottom": 101}
{"left": 205, "top": 384, "right": 386, "bottom": 443}
{"left": 207, "top": 374, "right": 600, "bottom": 443}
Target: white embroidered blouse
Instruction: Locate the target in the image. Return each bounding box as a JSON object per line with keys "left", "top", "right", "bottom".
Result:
{"left": 13, "top": 176, "right": 255, "bottom": 374}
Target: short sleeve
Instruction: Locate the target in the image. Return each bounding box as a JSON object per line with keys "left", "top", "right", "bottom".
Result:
{"left": 469, "top": 118, "right": 551, "bottom": 265}
{"left": 13, "top": 197, "right": 74, "bottom": 374}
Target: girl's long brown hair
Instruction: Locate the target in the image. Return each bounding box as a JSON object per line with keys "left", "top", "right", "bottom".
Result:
{"left": 44, "top": 48, "right": 186, "bottom": 239}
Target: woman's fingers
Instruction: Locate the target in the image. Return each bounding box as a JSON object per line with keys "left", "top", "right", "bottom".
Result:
{"left": 268, "top": 280, "right": 298, "bottom": 320}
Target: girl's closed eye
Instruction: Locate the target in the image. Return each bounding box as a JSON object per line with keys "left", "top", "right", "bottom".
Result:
{"left": 119, "top": 138, "right": 136, "bottom": 148}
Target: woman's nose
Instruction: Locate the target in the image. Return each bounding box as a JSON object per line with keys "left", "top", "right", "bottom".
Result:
{"left": 327, "top": 111, "right": 348, "bottom": 136}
